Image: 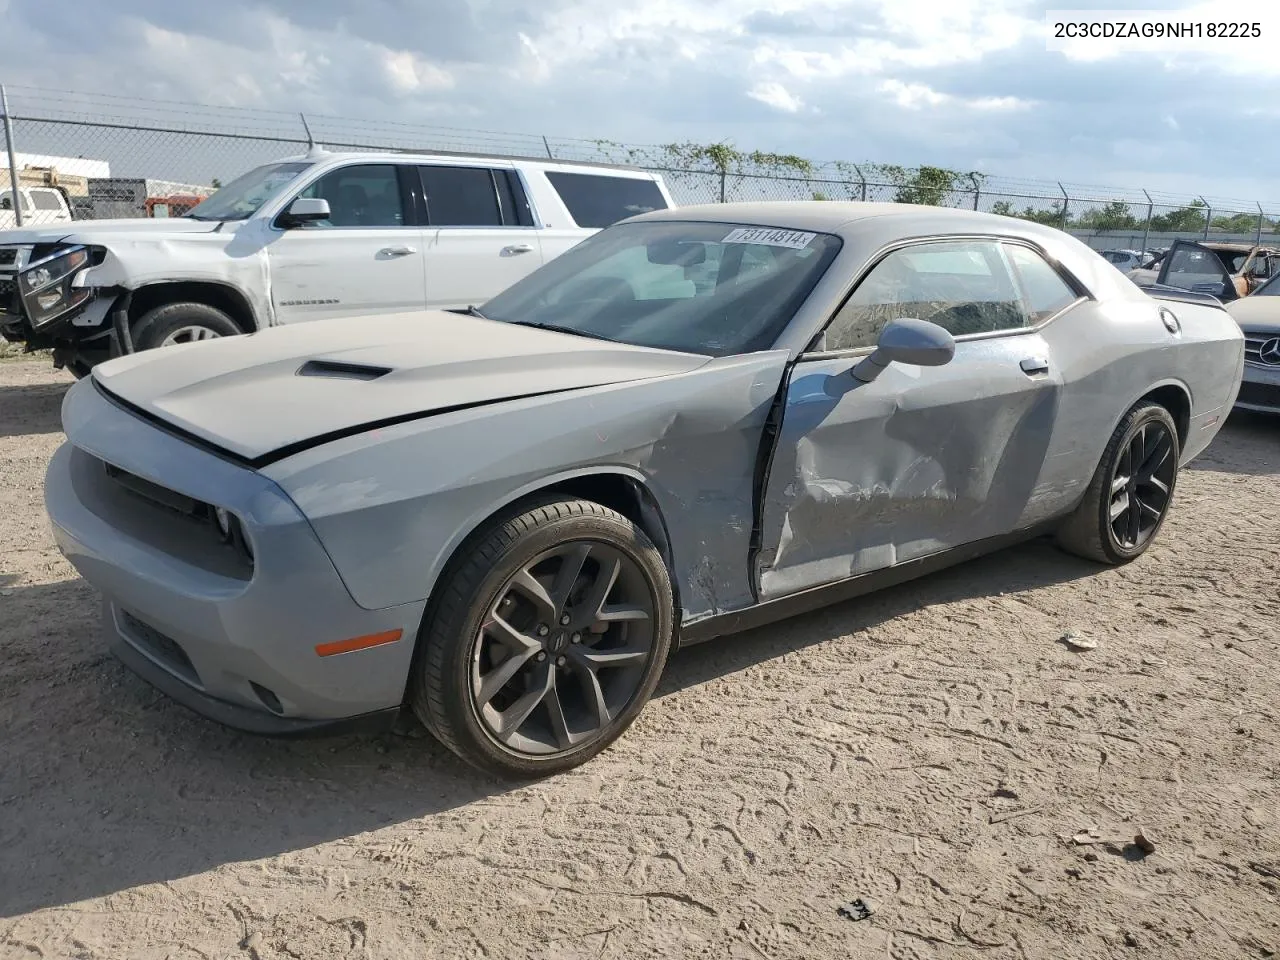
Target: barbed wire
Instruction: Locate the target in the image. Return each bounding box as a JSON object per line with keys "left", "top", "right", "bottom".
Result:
{"left": 3, "top": 84, "right": 1279, "bottom": 237}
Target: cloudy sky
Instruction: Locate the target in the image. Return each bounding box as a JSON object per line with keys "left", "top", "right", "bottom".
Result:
{"left": 2, "top": 0, "right": 1277, "bottom": 203}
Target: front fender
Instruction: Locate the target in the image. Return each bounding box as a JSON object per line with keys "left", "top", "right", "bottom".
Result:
{"left": 260, "top": 353, "right": 790, "bottom": 620}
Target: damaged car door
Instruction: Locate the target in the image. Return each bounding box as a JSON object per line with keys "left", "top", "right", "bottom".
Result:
{"left": 755, "top": 238, "right": 1065, "bottom": 600}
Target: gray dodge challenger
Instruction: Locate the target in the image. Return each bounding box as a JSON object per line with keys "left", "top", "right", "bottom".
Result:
{"left": 45, "top": 202, "right": 1245, "bottom": 778}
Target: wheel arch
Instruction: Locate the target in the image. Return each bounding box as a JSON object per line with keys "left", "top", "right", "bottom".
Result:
{"left": 1134, "top": 379, "right": 1192, "bottom": 453}
{"left": 127, "top": 280, "right": 260, "bottom": 333}
{"left": 404, "top": 466, "right": 681, "bottom": 697}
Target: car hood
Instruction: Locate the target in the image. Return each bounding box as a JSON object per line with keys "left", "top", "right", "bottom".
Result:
{"left": 1226, "top": 296, "right": 1280, "bottom": 331}
{"left": 1, "top": 218, "right": 228, "bottom": 246}
{"left": 91, "top": 310, "right": 710, "bottom": 465}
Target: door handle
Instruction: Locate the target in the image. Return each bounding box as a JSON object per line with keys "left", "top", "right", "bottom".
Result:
{"left": 1020, "top": 356, "right": 1050, "bottom": 375}
{"left": 380, "top": 246, "right": 417, "bottom": 257}
{"left": 502, "top": 244, "right": 534, "bottom": 255}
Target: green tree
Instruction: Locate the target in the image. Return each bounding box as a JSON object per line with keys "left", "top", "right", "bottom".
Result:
{"left": 1007, "top": 202, "right": 1071, "bottom": 227}
{"left": 210, "top": 177, "right": 222, "bottom": 189}
{"left": 1150, "top": 201, "right": 1208, "bottom": 232}
{"left": 1211, "top": 211, "right": 1260, "bottom": 233}
{"left": 875, "top": 164, "right": 968, "bottom": 206}
{"left": 1076, "top": 200, "right": 1138, "bottom": 231}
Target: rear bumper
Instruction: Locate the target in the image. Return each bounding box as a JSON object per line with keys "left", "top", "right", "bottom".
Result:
{"left": 1236, "top": 363, "right": 1280, "bottom": 414}
{"left": 44, "top": 379, "right": 428, "bottom": 731}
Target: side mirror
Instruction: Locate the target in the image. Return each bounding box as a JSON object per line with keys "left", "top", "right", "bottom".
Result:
{"left": 851, "top": 317, "right": 955, "bottom": 383}
{"left": 280, "top": 197, "right": 330, "bottom": 227}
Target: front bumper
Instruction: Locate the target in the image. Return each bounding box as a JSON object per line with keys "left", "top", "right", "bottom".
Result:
{"left": 45, "top": 378, "right": 428, "bottom": 733}
{"left": 1236, "top": 362, "right": 1280, "bottom": 414}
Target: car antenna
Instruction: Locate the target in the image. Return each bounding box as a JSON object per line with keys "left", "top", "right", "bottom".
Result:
{"left": 299, "top": 113, "right": 326, "bottom": 158}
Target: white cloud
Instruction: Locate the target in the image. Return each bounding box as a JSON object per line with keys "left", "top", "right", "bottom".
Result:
{"left": 382, "top": 51, "right": 454, "bottom": 94}
{"left": 878, "top": 79, "right": 1031, "bottom": 112}
{"left": 0, "top": 0, "right": 1276, "bottom": 200}
{"left": 748, "top": 81, "right": 806, "bottom": 113}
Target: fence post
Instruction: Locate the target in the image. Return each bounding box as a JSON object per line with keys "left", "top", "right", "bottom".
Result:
{"left": 1058, "top": 182, "right": 1069, "bottom": 229}
{"left": 1, "top": 85, "right": 23, "bottom": 227}
{"left": 1199, "top": 196, "right": 1210, "bottom": 239}
{"left": 969, "top": 173, "right": 981, "bottom": 210}
{"left": 542, "top": 135, "right": 554, "bottom": 159}
{"left": 853, "top": 164, "right": 866, "bottom": 201}
{"left": 1257, "top": 202, "right": 1265, "bottom": 244}
{"left": 718, "top": 169, "right": 726, "bottom": 203}
{"left": 1141, "top": 189, "right": 1153, "bottom": 253}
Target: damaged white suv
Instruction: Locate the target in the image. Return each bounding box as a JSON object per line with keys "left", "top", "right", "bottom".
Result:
{"left": 0, "top": 147, "right": 674, "bottom": 375}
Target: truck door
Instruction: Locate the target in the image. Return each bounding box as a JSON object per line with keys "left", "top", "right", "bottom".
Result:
{"left": 266, "top": 162, "right": 427, "bottom": 324}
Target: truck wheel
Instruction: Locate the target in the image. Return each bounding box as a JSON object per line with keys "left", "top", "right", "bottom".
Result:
{"left": 131, "top": 302, "right": 242, "bottom": 351}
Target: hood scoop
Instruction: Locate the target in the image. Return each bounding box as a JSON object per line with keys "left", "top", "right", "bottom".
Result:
{"left": 297, "top": 360, "right": 392, "bottom": 381}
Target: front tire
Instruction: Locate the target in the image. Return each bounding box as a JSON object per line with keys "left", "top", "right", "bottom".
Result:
{"left": 1056, "top": 401, "right": 1180, "bottom": 565}
{"left": 410, "top": 498, "right": 674, "bottom": 779}
{"left": 130, "top": 302, "right": 241, "bottom": 351}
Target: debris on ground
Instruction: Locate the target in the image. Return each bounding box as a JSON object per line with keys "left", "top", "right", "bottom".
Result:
{"left": 837, "top": 899, "right": 876, "bottom": 922}
{"left": 1072, "top": 827, "right": 1102, "bottom": 845}
{"left": 1060, "top": 631, "right": 1099, "bottom": 651}
{"left": 1134, "top": 829, "right": 1157, "bottom": 855}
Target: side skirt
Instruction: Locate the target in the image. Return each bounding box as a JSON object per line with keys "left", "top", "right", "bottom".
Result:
{"left": 678, "top": 521, "right": 1061, "bottom": 647}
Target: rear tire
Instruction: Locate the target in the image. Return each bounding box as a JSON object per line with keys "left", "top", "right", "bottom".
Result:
{"left": 410, "top": 498, "right": 674, "bottom": 779}
{"left": 1056, "top": 401, "right": 1180, "bottom": 565}
{"left": 130, "top": 302, "right": 241, "bottom": 351}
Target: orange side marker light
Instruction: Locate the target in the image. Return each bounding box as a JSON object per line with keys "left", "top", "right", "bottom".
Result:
{"left": 315, "top": 629, "right": 403, "bottom": 657}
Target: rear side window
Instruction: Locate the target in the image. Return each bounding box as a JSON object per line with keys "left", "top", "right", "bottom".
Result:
{"left": 1003, "top": 244, "right": 1080, "bottom": 322}
{"left": 30, "top": 191, "right": 64, "bottom": 211}
{"left": 420, "top": 166, "right": 503, "bottom": 227}
{"left": 545, "top": 172, "right": 667, "bottom": 228}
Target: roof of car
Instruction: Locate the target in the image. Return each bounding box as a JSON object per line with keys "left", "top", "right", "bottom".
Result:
{"left": 280, "top": 146, "right": 653, "bottom": 174}
{"left": 630, "top": 200, "right": 1071, "bottom": 241}
{"left": 1201, "top": 241, "right": 1280, "bottom": 254}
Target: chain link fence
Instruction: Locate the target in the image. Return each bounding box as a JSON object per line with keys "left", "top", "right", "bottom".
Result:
{"left": 3, "top": 84, "right": 1279, "bottom": 253}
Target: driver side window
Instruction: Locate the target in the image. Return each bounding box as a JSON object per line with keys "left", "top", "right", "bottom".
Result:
{"left": 819, "top": 239, "right": 1028, "bottom": 352}
{"left": 294, "top": 164, "right": 405, "bottom": 228}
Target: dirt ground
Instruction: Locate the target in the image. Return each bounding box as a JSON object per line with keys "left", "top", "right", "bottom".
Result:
{"left": 1, "top": 356, "right": 1277, "bottom": 960}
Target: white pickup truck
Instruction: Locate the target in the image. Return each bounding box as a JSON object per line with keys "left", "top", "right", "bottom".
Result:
{"left": 0, "top": 185, "right": 74, "bottom": 230}
{"left": 0, "top": 147, "right": 674, "bottom": 374}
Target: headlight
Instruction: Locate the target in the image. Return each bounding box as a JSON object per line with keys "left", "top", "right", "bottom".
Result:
{"left": 213, "top": 506, "right": 233, "bottom": 540}
{"left": 18, "top": 246, "right": 93, "bottom": 330}
{"left": 210, "top": 506, "right": 254, "bottom": 566}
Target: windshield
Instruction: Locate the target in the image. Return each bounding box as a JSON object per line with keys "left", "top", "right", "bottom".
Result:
{"left": 185, "top": 161, "right": 312, "bottom": 221}
{"left": 480, "top": 220, "right": 842, "bottom": 356}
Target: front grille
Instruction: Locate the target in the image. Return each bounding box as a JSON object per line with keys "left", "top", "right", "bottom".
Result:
{"left": 120, "top": 610, "right": 201, "bottom": 686}
{"left": 1244, "top": 335, "right": 1279, "bottom": 367}
{"left": 0, "top": 277, "right": 16, "bottom": 306}
{"left": 1237, "top": 381, "right": 1280, "bottom": 410}
{"left": 0, "top": 248, "right": 16, "bottom": 267}
{"left": 104, "top": 461, "right": 211, "bottom": 522}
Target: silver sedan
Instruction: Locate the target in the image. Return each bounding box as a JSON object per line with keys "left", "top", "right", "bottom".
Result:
{"left": 45, "top": 202, "right": 1245, "bottom": 778}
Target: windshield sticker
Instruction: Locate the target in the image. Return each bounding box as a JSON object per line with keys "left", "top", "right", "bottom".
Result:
{"left": 722, "top": 227, "right": 816, "bottom": 250}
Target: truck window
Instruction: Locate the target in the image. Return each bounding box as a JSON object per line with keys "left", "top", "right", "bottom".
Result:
{"left": 544, "top": 172, "right": 668, "bottom": 229}
{"left": 419, "top": 166, "right": 504, "bottom": 227}
{"left": 296, "top": 164, "right": 405, "bottom": 228}
{"left": 0, "top": 191, "right": 31, "bottom": 212}
{"left": 30, "top": 190, "right": 65, "bottom": 211}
